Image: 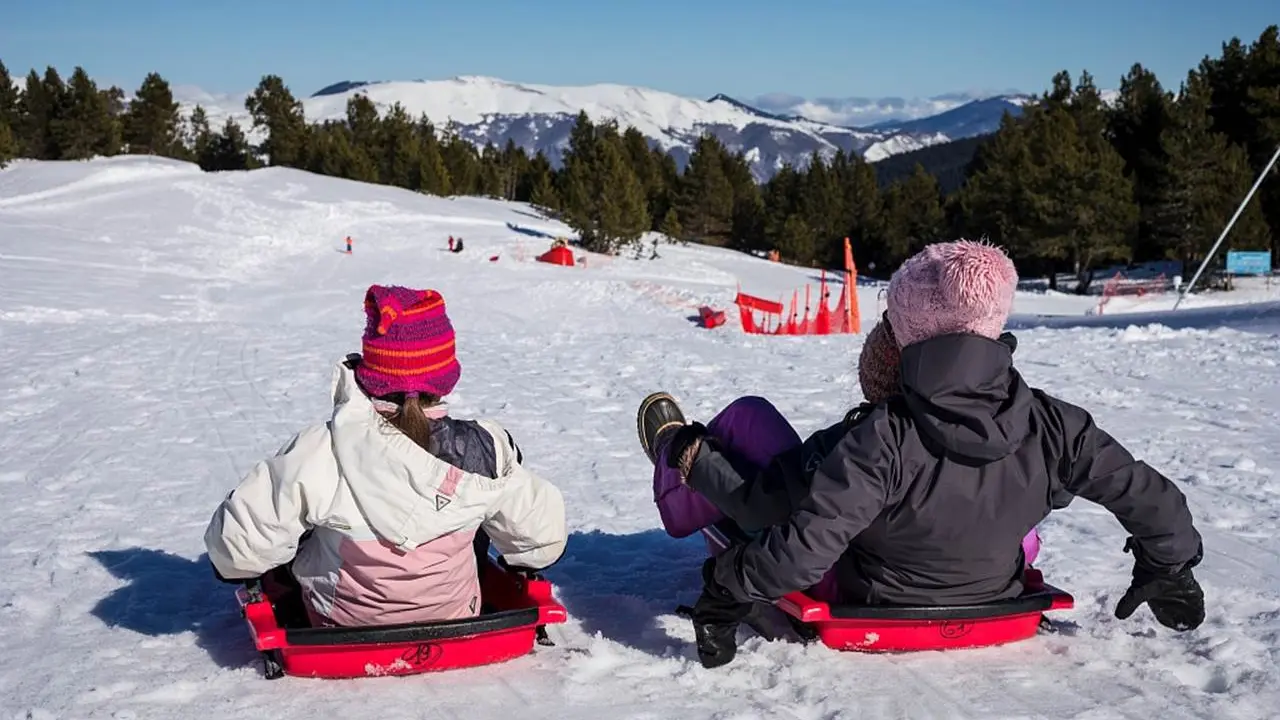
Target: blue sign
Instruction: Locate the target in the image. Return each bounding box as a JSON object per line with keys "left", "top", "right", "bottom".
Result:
{"left": 1226, "top": 250, "right": 1272, "bottom": 275}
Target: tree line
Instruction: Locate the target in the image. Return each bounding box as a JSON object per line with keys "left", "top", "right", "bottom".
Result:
{"left": 1, "top": 25, "right": 1276, "bottom": 286}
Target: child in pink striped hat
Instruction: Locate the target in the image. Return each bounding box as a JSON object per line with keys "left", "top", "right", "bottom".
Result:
{"left": 205, "top": 285, "right": 567, "bottom": 627}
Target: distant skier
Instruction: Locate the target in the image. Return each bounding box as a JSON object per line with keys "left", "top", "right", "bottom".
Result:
{"left": 448, "top": 235, "right": 455, "bottom": 251}
{"left": 204, "top": 285, "right": 568, "bottom": 627}
{"left": 452, "top": 237, "right": 465, "bottom": 253}
{"left": 639, "top": 239, "right": 1204, "bottom": 669}
{"left": 345, "top": 236, "right": 353, "bottom": 254}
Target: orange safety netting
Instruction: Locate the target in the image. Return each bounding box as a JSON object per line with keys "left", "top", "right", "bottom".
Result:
{"left": 734, "top": 238, "right": 862, "bottom": 336}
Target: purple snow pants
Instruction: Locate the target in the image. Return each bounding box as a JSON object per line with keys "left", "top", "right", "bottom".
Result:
{"left": 652, "top": 396, "right": 1042, "bottom": 605}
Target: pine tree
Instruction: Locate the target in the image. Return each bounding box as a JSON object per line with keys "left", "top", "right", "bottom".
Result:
{"left": 723, "top": 149, "right": 764, "bottom": 249}
{"left": 19, "top": 68, "right": 61, "bottom": 159}
{"left": 53, "top": 67, "right": 116, "bottom": 159}
{"left": 306, "top": 122, "right": 377, "bottom": 181}
{"left": 245, "top": 75, "right": 308, "bottom": 167}
{"left": 1151, "top": 72, "right": 1271, "bottom": 273}
{"left": 621, "top": 127, "right": 665, "bottom": 226}
{"left": 1108, "top": 63, "right": 1175, "bottom": 259}
{"left": 202, "top": 118, "right": 258, "bottom": 171}
{"left": 520, "top": 150, "right": 557, "bottom": 209}
{"left": 378, "top": 103, "right": 421, "bottom": 189}
{"left": 1243, "top": 26, "right": 1280, "bottom": 253}
{"left": 882, "top": 164, "right": 946, "bottom": 265}
{"left": 798, "top": 151, "right": 843, "bottom": 260}
{"left": 345, "top": 94, "right": 380, "bottom": 149}
{"left": 187, "top": 105, "right": 213, "bottom": 165}
{"left": 413, "top": 115, "right": 451, "bottom": 195}
{"left": 1024, "top": 104, "right": 1138, "bottom": 292}
{"left": 0, "top": 60, "right": 19, "bottom": 134}
{"left": 955, "top": 112, "right": 1040, "bottom": 271}
{"left": 677, "top": 134, "right": 734, "bottom": 241}
{"left": 558, "top": 112, "right": 601, "bottom": 233}
{"left": 440, "top": 132, "right": 480, "bottom": 195}
{"left": 658, "top": 207, "right": 683, "bottom": 241}
{"left": 101, "top": 85, "right": 125, "bottom": 155}
{"left": 776, "top": 214, "right": 817, "bottom": 265}
{"left": 833, "top": 152, "right": 885, "bottom": 271}
{"left": 593, "top": 130, "right": 650, "bottom": 251}
{"left": 0, "top": 116, "right": 16, "bottom": 167}
{"left": 124, "top": 72, "right": 182, "bottom": 156}
{"left": 556, "top": 116, "right": 647, "bottom": 253}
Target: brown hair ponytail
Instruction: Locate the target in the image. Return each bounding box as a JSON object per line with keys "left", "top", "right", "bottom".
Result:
{"left": 379, "top": 392, "right": 441, "bottom": 452}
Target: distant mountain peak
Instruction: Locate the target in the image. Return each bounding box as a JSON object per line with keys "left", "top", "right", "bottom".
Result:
{"left": 706, "top": 93, "right": 803, "bottom": 123}
{"left": 311, "top": 80, "right": 377, "bottom": 98}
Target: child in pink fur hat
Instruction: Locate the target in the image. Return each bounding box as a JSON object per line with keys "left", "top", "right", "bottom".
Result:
{"left": 642, "top": 240, "right": 1205, "bottom": 669}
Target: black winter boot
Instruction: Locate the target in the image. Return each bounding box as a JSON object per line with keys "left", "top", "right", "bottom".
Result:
{"left": 637, "top": 392, "right": 687, "bottom": 464}
{"left": 694, "top": 618, "right": 740, "bottom": 669}
{"left": 689, "top": 586, "right": 752, "bottom": 669}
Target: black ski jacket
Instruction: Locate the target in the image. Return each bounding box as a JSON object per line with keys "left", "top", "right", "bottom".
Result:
{"left": 699, "top": 332, "right": 1203, "bottom": 606}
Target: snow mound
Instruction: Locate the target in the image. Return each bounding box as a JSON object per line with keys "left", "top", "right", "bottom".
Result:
{"left": 2, "top": 158, "right": 1279, "bottom": 719}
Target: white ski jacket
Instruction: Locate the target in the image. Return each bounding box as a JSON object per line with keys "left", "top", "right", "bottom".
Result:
{"left": 204, "top": 358, "right": 568, "bottom": 626}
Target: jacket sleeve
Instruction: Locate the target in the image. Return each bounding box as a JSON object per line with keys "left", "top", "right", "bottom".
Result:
{"left": 203, "top": 427, "right": 329, "bottom": 580}
{"left": 684, "top": 443, "right": 806, "bottom": 533}
{"left": 712, "top": 409, "right": 902, "bottom": 603}
{"left": 1047, "top": 393, "right": 1202, "bottom": 572}
{"left": 479, "top": 423, "right": 568, "bottom": 571}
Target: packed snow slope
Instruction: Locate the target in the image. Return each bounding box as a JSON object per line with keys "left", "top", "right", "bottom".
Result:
{"left": 2, "top": 156, "right": 1280, "bottom": 720}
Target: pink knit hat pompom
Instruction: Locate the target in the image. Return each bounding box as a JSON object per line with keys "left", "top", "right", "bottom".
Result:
{"left": 885, "top": 239, "right": 1018, "bottom": 349}
{"left": 857, "top": 319, "right": 901, "bottom": 404}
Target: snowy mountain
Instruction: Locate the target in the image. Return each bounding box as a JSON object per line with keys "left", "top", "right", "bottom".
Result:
{"left": 747, "top": 90, "right": 1020, "bottom": 127}
{"left": 866, "top": 94, "right": 1033, "bottom": 136}
{"left": 3, "top": 155, "right": 1280, "bottom": 717}
{"left": 172, "top": 76, "right": 1023, "bottom": 181}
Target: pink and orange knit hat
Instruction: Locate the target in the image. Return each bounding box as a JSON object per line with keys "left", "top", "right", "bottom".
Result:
{"left": 885, "top": 239, "right": 1018, "bottom": 349}
{"left": 355, "top": 284, "right": 461, "bottom": 399}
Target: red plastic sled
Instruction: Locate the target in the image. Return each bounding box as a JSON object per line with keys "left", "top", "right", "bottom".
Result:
{"left": 700, "top": 523, "right": 1073, "bottom": 653}
{"left": 236, "top": 558, "right": 567, "bottom": 679}
{"left": 698, "top": 306, "right": 727, "bottom": 329}
{"left": 775, "top": 567, "right": 1074, "bottom": 653}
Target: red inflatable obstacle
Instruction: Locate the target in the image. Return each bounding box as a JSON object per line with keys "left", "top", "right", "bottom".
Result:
{"left": 775, "top": 568, "right": 1074, "bottom": 653}
{"left": 237, "top": 558, "right": 567, "bottom": 679}
{"left": 698, "top": 305, "right": 726, "bottom": 329}
{"left": 536, "top": 238, "right": 575, "bottom": 267}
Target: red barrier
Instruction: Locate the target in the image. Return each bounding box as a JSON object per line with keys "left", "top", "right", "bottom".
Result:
{"left": 734, "top": 239, "right": 862, "bottom": 336}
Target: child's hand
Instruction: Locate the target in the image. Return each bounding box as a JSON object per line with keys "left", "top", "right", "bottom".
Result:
{"left": 665, "top": 422, "right": 708, "bottom": 482}
{"left": 1114, "top": 538, "right": 1205, "bottom": 631}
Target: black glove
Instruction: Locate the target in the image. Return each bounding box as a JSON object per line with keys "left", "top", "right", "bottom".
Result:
{"left": 1114, "top": 537, "right": 1205, "bottom": 631}
{"left": 496, "top": 555, "right": 543, "bottom": 580}
{"left": 665, "top": 422, "right": 709, "bottom": 475}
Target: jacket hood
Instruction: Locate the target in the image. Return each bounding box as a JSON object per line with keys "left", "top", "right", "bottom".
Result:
{"left": 326, "top": 359, "right": 498, "bottom": 550}
{"left": 898, "top": 333, "right": 1032, "bottom": 463}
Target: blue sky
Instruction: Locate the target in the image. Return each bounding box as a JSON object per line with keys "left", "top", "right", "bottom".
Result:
{"left": 1, "top": 0, "right": 1275, "bottom": 101}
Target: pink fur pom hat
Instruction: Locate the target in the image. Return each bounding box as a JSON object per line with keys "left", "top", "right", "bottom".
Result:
{"left": 885, "top": 240, "right": 1018, "bottom": 349}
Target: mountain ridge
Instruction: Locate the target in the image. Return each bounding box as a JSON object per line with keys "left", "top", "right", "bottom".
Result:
{"left": 176, "top": 75, "right": 1040, "bottom": 180}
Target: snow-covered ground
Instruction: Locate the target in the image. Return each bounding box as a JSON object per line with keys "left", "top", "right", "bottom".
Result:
{"left": 2, "top": 156, "right": 1278, "bottom": 720}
